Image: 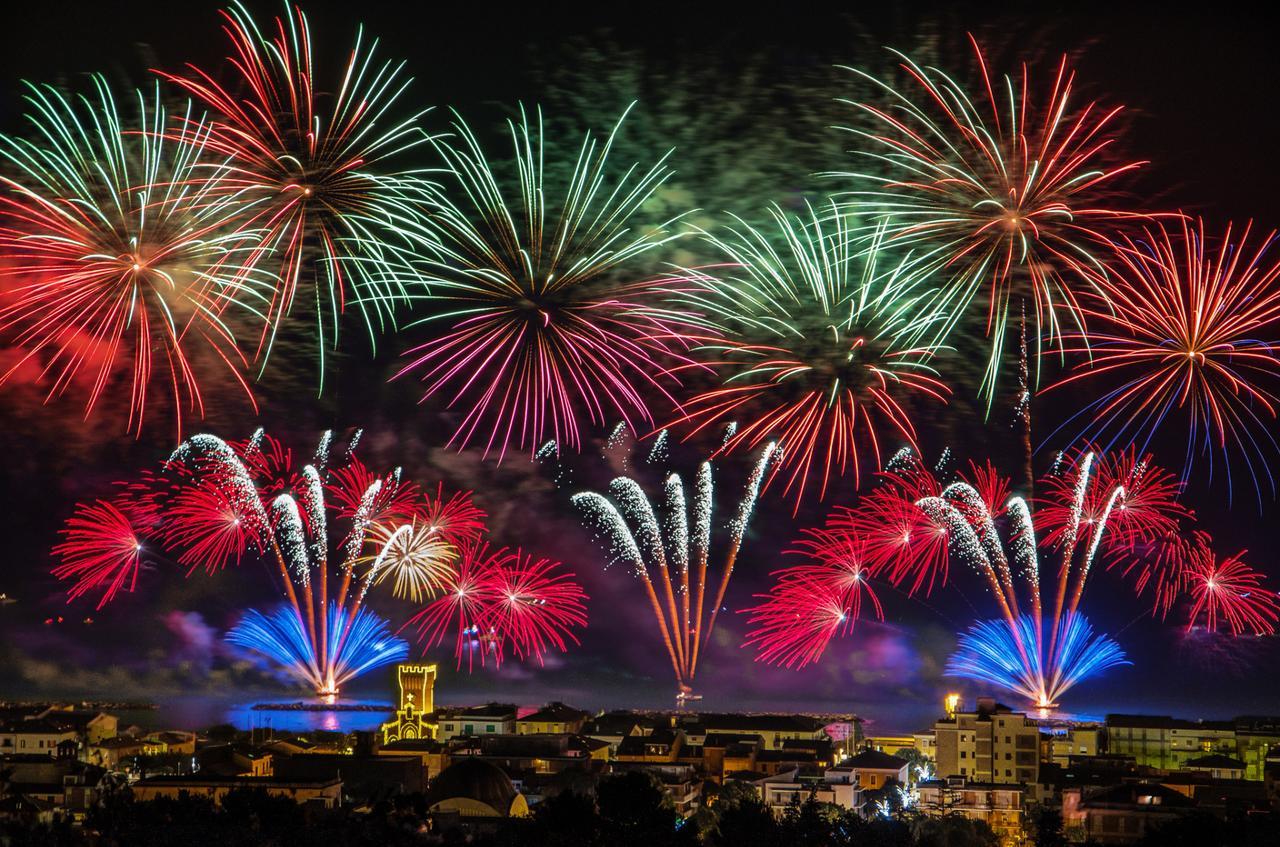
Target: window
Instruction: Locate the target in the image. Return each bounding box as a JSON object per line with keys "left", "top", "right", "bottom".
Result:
{"left": 960, "top": 751, "right": 967, "bottom": 759}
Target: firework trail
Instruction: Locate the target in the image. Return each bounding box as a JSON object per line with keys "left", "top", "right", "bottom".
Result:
{"left": 670, "top": 205, "right": 949, "bottom": 508}
{"left": 53, "top": 429, "right": 494, "bottom": 695}
{"left": 572, "top": 442, "right": 776, "bottom": 698}
{"left": 835, "top": 35, "right": 1145, "bottom": 401}
{"left": 0, "top": 76, "right": 269, "bottom": 436}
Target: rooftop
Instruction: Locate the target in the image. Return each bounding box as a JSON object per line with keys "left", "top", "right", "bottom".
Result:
{"left": 844, "top": 749, "right": 909, "bottom": 771}
{"left": 519, "top": 702, "right": 590, "bottom": 724}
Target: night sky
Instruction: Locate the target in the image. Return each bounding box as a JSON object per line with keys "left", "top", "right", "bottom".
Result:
{"left": 3, "top": 1, "right": 1279, "bottom": 734}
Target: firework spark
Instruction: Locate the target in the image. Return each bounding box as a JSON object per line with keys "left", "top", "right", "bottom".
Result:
{"left": 743, "top": 527, "right": 883, "bottom": 668}
{"left": 161, "top": 2, "right": 434, "bottom": 379}
{"left": 1183, "top": 534, "right": 1279, "bottom": 636}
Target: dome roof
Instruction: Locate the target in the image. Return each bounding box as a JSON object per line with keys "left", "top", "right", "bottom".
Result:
{"left": 424, "top": 758, "right": 518, "bottom": 815}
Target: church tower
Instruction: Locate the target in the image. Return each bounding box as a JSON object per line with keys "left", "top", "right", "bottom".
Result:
{"left": 381, "top": 663, "right": 437, "bottom": 744}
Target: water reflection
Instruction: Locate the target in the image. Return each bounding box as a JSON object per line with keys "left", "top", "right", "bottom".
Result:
{"left": 120, "top": 696, "right": 393, "bottom": 733}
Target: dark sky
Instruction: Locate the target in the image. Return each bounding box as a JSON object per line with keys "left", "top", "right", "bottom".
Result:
{"left": 2, "top": 1, "right": 1279, "bottom": 733}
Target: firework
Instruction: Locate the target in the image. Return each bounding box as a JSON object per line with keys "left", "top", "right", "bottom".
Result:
{"left": 227, "top": 603, "right": 408, "bottom": 693}
{"left": 395, "top": 106, "right": 701, "bottom": 459}
{"left": 839, "top": 452, "right": 953, "bottom": 595}
{"left": 743, "top": 527, "right": 883, "bottom": 669}
{"left": 573, "top": 442, "right": 776, "bottom": 699}
{"left": 1037, "top": 446, "right": 1191, "bottom": 616}
{"left": 781, "top": 449, "right": 1175, "bottom": 707}
{"left": 160, "top": 2, "right": 434, "bottom": 378}
{"left": 402, "top": 542, "right": 587, "bottom": 669}
{"left": 1183, "top": 534, "right": 1279, "bottom": 636}
{"left": 1050, "top": 219, "right": 1280, "bottom": 502}
{"left": 948, "top": 612, "right": 1128, "bottom": 706}
{"left": 672, "top": 206, "right": 948, "bottom": 507}
{"left": 51, "top": 498, "right": 147, "bottom": 609}
{"left": 0, "top": 76, "right": 267, "bottom": 435}
{"left": 836, "top": 35, "right": 1144, "bottom": 398}
{"left": 53, "top": 430, "right": 488, "bottom": 696}
{"left": 357, "top": 484, "right": 486, "bottom": 603}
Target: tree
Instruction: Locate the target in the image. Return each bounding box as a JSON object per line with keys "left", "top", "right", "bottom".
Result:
{"left": 707, "top": 783, "right": 781, "bottom": 847}
{"left": 1028, "top": 803, "right": 1068, "bottom": 847}
{"left": 595, "top": 771, "right": 696, "bottom": 847}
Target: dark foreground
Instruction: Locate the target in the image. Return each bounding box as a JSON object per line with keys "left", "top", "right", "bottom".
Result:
{"left": 3, "top": 774, "right": 1278, "bottom": 847}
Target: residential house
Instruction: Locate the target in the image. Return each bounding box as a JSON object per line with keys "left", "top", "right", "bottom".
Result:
{"left": 517, "top": 703, "right": 590, "bottom": 735}
{"left": 934, "top": 698, "right": 1040, "bottom": 784}
{"left": 919, "top": 777, "right": 1026, "bottom": 847}
{"left": 436, "top": 704, "right": 518, "bottom": 741}
{"left": 1062, "top": 783, "right": 1191, "bottom": 844}
{"left": 131, "top": 775, "right": 342, "bottom": 808}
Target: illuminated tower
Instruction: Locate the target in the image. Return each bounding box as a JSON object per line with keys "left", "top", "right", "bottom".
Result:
{"left": 381, "top": 663, "right": 437, "bottom": 744}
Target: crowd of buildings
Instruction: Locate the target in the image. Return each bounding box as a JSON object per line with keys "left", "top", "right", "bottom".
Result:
{"left": 4, "top": 666, "right": 1280, "bottom": 844}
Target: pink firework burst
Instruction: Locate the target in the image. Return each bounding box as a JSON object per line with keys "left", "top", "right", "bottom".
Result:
{"left": 744, "top": 527, "right": 883, "bottom": 669}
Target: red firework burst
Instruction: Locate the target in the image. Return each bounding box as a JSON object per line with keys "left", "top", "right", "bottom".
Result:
{"left": 52, "top": 498, "right": 148, "bottom": 609}
{"left": 487, "top": 551, "right": 589, "bottom": 664}
{"left": 1184, "top": 535, "right": 1280, "bottom": 636}
{"left": 402, "top": 543, "right": 588, "bottom": 670}
{"left": 1051, "top": 218, "right": 1280, "bottom": 500}
{"left": 0, "top": 78, "right": 259, "bottom": 436}
{"left": 744, "top": 527, "right": 883, "bottom": 668}
{"left": 163, "top": 480, "right": 260, "bottom": 575}
{"left": 839, "top": 456, "right": 951, "bottom": 595}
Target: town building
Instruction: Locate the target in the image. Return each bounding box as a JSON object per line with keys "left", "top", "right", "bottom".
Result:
{"left": 919, "top": 777, "right": 1026, "bottom": 847}
{"left": 0, "top": 756, "right": 108, "bottom": 820}
{"left": 687, "top": 713, "right": 832, "bottom": 751}
{"left": 0, "top": 719, "right": 78, "bottom": 758}
{"left": 934, "top": 698, "right": 1039, "bottom": 784}
{"left": 516, "top": 702, "right": 590, "bottom": 735}
{"left": 580, "top": 712, "right": 650, "bottom": 756}
{"left": 841, "top": 749, "right": 909, "bottom": 791}
{"left": 757, "top": 766, "right": 863, "bottom": 817}
{"left": 423, "top": 759, "right": 529, "bottom": 818}
{"left": 131, "top": 775, "right": 343, "bottom": 808}
{"left": 1062, "top": 782, "right": 1191, "bottom": 844}
{"left": 1105, "top": 714, "right": 1235, "bottom": 772}
{"left": 435, "top": 704, "right": 517, "bottom": 740}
